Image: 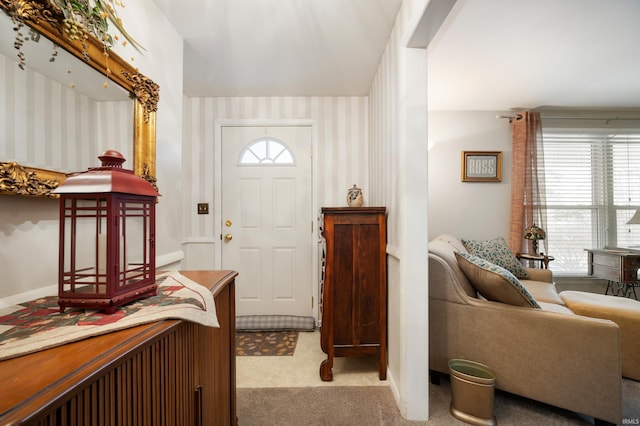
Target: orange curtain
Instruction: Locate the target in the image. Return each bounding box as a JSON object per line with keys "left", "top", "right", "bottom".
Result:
{"left": 509, "top": 112, "right": 547, "bottom": 254}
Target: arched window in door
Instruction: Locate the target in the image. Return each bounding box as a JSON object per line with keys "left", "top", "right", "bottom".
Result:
{"left": 238, "top": 138, "right": 295, "bottom": 165}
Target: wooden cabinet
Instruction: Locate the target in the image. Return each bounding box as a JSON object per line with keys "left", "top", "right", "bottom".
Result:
{"left": 319, "top": 207, "right": 387, "bottom": 381}
{"left": 0, "top": 270, "right": 238, "bottom": 426}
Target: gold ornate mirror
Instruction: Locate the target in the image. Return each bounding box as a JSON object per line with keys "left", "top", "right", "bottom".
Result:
{"left": 0, "top": 0, "right": 159, "bottom": 197}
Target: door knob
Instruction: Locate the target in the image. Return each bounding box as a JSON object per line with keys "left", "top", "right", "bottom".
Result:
{"left": 224, "top": 234, "right": 233, "bottom": 242}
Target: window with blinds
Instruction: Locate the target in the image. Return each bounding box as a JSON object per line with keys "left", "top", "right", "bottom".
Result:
{"left": 541, "top": 127, "right": 640, "bottom": 275}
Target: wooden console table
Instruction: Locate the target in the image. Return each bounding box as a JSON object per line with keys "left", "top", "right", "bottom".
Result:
{"left": 0, "top": 270, "right": 238, "bottom": 426}
{"left": 586, "top": 249, "right": 639, "bottom": 300}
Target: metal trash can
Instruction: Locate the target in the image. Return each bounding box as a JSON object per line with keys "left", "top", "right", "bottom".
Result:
{"left": 449, "top": 359, "right": 497, "bottom": 426}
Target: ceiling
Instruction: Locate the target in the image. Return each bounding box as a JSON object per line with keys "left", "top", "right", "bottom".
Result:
{"left": 153, "top": 0, "right": 640, "bottom": 111}
{"left": 152, "top": 0, "right": 402, "bottom": 97}
{"left": 428, "top": 0, "right": 640, "bottom": 111}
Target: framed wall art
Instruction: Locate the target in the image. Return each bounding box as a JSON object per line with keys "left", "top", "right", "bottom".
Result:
{"left": 461, "top": 151, "right": 502, "bottom": 182}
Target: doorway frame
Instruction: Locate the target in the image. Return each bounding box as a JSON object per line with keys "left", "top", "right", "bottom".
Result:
{"left": 214, "top": 118, "right": 320, "bottom": 323}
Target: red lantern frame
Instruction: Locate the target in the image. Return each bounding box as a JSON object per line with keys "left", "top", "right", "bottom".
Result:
{"left": 54, "top": 151, "right": 159, "bottom": 314}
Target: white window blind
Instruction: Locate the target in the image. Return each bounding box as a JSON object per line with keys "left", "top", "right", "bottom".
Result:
{"left": 541, "top": 127, "right": 640, "bottom": 275}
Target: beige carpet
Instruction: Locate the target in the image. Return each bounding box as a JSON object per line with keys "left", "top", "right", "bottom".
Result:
{"left": 238, "top": 386, "right": 420, "bottom": 425}
{"left": 236, "top": 330, "right": 387, "bottom": 388}
{"left": 236, "top": 331, "right": 640, "bottom": 424}
{"left": 238, "top": 377, "right": 640, "bottom": 425}
{"left": 237, "top": 283, "right": 640, "bottom": 424}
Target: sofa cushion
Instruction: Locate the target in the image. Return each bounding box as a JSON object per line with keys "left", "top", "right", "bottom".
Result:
{"left": 561, "top": 290, "right": 640, "bottom": 381}
{"left": 520, "top": 280, "right": 565, "bottom": 305}
{"left": 455, "top": 252, "right": 541, "bottom": 308}
{"left": 462, "top": 237, "right": 528, "bottom": 278}
{"left": 537, "top": 301, "right": 575, "bottom": 315}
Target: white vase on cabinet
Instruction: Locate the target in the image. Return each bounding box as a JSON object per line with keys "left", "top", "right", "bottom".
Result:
{"left": 347, "top": 184, "right": 364, "bottom": 207}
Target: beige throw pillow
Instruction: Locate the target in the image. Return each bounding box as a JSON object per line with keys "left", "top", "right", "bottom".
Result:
{"left": 455, "top": 252, "right": 540, "bottom": 308}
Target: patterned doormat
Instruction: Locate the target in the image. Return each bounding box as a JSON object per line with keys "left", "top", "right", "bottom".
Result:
{"left": 236, "top": 331, "right": 298, "bottom": 356}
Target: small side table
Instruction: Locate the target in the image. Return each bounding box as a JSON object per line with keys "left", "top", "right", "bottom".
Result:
{"left": 516, "top": 253, "right": 554, "bottom": 269}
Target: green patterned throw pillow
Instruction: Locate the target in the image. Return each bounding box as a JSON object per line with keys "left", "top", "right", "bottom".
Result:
{"left": 461, "top": 237, "right": 528, "bottom": 278}
{"left": 455, "top": 252, "right": 540, "bottom": 308}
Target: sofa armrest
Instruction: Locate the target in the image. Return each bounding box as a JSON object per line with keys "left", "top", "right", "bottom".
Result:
{"left": 525, "top": 267, "right": 552, "bottom": 283}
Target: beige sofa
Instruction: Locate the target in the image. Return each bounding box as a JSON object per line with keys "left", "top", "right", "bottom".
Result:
{"left": 429, "top": 234, "right": 622, "bottom": 425}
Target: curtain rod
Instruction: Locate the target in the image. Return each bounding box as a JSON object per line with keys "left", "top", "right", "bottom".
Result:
{"left": 497, "top": 114, "right": 640, "bottom": 121}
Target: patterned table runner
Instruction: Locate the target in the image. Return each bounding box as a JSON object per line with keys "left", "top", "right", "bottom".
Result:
{"left": 0, "top": 271, "right": 219, "bottom": 361}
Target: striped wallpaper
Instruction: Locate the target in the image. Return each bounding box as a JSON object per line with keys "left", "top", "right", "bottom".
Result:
{"left": 369, "top": 34, "right": 400, "bottom": 250}
{"left": 182, "top": 96, "right": 370, "bottom": 239}
{"left": 1, "top": 54, "right": 133, "bottom": 173}
{"left": 366, "top": 0, "right": 414, "bottom": 251}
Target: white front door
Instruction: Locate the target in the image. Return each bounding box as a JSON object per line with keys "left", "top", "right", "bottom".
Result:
{"left": 221, "top": 125, "right": 313, "bottom": 316}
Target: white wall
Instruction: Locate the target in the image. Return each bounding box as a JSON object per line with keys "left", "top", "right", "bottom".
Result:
{"left": 428, "top": 111, "right": 513, "bottom": 240}
{"left": 370, "top": 1, "right": 514, "bottom": 420}
{"left": 369, "top": 0, "right": 430, "bottom": 420}
{"left": 0, "top": 0, "right": 184, "bottom": 299}
{"left": 116, "top": 0, "right": 185, "bottom": 264}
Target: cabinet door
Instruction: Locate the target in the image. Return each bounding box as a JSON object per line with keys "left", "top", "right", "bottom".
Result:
{"left": 332, "top": 221, "right": 382, "bottom": 347}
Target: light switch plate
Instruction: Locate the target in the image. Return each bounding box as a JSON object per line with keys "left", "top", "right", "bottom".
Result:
{"left": 197, "top": 203, "right": 209, "bottom": 214}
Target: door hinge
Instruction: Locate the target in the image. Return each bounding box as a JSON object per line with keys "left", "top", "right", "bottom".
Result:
{"left": 311, "top": 221, "right": 314, "bottom": 233}
{"left": 311, "top": 296, "right": 314, "bottom": 309}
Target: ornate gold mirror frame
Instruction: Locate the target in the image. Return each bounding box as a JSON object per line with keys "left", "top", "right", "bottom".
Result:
{"left": 0, "top": 0, "right": 159, "bottom": 197}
